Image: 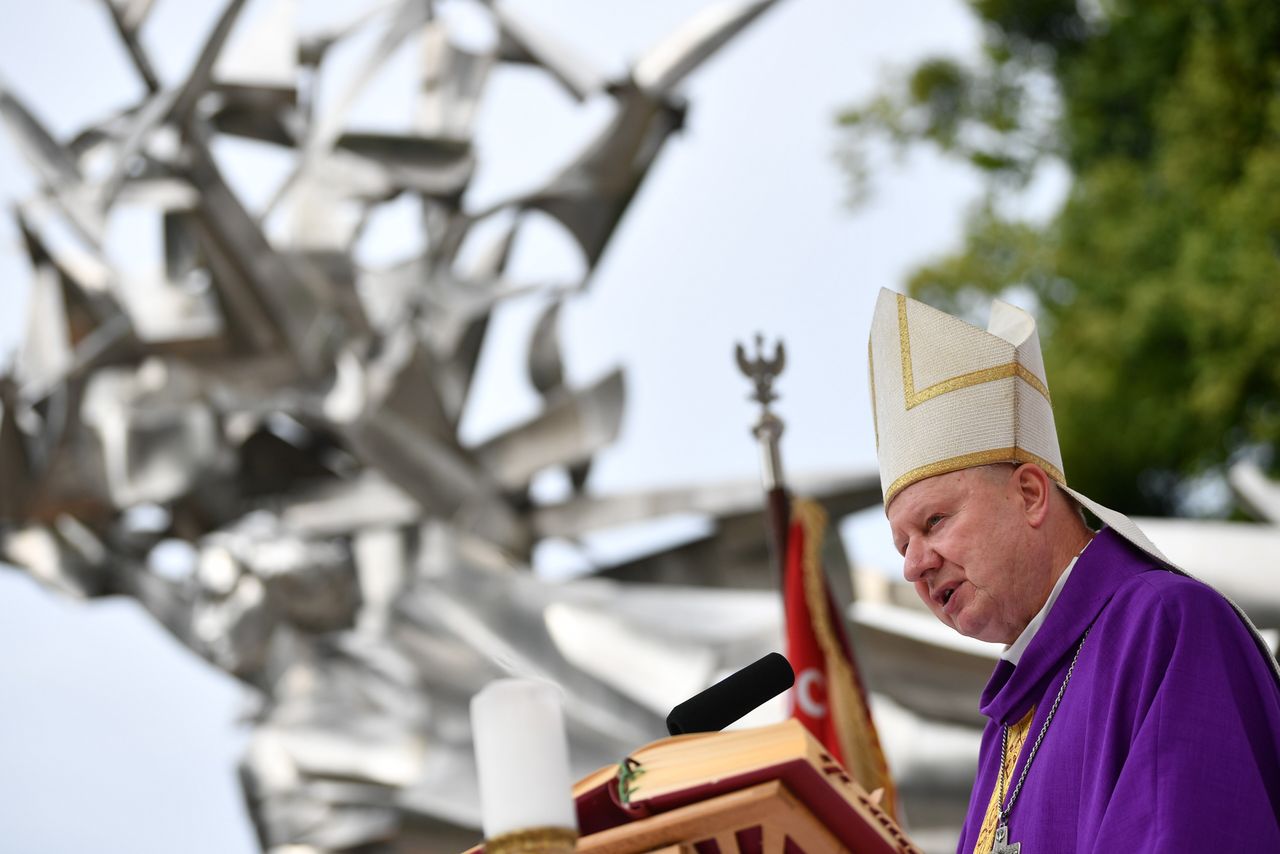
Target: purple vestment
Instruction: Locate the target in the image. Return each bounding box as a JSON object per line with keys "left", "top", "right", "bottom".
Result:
{"left": 956, "top": 527, "right": 1280, "bottom": 854}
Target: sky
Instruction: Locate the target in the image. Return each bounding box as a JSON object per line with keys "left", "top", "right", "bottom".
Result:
{"left": 0, "top": 1, "right": 1054, "bottom": 850}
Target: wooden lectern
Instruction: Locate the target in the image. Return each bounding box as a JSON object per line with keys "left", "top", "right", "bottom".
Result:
{"left": 468, "top": 719, "right": 920, "bottom": 854}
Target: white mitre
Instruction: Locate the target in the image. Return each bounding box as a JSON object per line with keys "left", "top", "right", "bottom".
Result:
{"left": 867, "top": 287, "right": 1167, "bottom": 562}
{"left": 867, "top": 288, "right": 1280, "bottom": 682}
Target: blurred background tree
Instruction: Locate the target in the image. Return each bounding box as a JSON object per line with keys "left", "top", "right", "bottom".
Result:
{"left": 838, "top": 0, "right": 1280, "bottom": 516}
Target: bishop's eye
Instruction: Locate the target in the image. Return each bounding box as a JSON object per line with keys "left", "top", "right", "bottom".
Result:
{"left": 925, "top": 514, "right": 944, "bottom": 530}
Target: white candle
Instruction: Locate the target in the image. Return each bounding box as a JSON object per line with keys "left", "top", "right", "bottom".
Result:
{"left": 471, "top": 678, "right": 578, "bottom": 840}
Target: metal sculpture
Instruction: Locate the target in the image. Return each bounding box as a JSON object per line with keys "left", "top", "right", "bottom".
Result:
{"left": 0, "top": 1, "right": 891, "bottom": 849}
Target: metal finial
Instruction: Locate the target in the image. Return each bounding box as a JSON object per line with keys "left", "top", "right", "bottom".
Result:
{"left": 735, "top": 333, "right": 787, "bottom": 490}
{"left": 735, "top": 332, "right": 786, "bottom": 409}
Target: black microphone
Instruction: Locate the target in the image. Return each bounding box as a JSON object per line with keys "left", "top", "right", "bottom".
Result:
{"left": 665, "top": 652, "right": 795, "bottom": 736}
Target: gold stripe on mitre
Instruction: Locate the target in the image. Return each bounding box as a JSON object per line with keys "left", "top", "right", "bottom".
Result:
{"left": 896, "top": 293, "right": 1051, "bottom": 410}
{"left": 868, "top": 289, "right": 1067, "bottom": 506}
{"left": 868, "top": 340, "right": 879, "bottom": 450}
{"left": 884, "top": 447, "right": 1067, "bottom": 508}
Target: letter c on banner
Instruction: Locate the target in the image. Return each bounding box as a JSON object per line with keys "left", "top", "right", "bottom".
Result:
{"left": 796, "top": 668, "right": 827, "bottom": 718}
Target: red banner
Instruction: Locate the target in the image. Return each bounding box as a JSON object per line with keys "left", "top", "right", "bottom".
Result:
{"left": 783, "top": 497, "right": 898, "bottom": 818}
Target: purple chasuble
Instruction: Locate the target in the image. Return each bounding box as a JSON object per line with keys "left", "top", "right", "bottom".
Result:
{"left": 956, "top": 527, "right": 1280, "bottom": 854}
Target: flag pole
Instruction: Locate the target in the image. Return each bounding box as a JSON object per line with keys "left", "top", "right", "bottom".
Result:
{"left": 735, "top": 333, "right": 790, "bottom": 575}
{"left": 735, "top": 333, "right": 901, "bottom": 819}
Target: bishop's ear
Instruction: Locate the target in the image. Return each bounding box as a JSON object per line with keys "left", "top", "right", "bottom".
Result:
{"left": 1014, "top": 463, "right": 1052, "bottom": 527}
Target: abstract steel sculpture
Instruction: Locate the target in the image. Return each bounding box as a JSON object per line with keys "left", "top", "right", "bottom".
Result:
{"left": 0, "top": 1, "right": 888, "bottom": 850}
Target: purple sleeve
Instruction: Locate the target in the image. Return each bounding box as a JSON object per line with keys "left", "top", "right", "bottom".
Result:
{"left": 1090, "top": 576, "right": 1280, "bottom": 852}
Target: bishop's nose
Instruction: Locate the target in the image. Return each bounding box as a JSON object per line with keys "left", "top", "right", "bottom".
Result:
{"left": 902, "top": 537, "right": 942, "bottom": 583}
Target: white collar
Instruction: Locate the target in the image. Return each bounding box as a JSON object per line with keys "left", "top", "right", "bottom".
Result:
{"left": 1001, "top": 538, "right": 1093, "bottom": 665}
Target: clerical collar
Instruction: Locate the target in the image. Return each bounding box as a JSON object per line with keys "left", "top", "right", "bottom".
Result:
{"left": 1001, "top": 538, "right": 1094, "bottom": 665}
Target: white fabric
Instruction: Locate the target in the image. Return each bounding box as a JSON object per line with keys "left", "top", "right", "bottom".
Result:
{"left": 986, "top": 298, "right": 1036, "bottom": 347}
{"left": 867, "top": 288, "right": 1064, "bottom": 506}
{"left": 1062, "top": 484, "right": 1168, "bottom": 562}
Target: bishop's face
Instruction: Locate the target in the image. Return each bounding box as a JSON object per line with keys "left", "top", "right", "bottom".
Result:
{"left": 886, "top": 466, "right": 1048, "bottom": 644}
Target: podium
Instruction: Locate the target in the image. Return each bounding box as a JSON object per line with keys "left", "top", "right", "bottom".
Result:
{"left": 468, "top": 720, "right": 920, "bottom": 854}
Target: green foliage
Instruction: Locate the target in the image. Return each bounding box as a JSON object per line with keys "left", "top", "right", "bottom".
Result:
{"left": 840, "top": 0, "right": 1280, "bottom": 515}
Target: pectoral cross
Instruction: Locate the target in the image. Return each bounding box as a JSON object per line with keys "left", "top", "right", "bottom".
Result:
{"left": 991, "top": 824, "right": 1020, "bottom": 854}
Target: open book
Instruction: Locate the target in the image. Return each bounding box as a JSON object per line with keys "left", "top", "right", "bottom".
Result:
{"left": 525, "top": 719, "right": 919, "bottom": 853}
